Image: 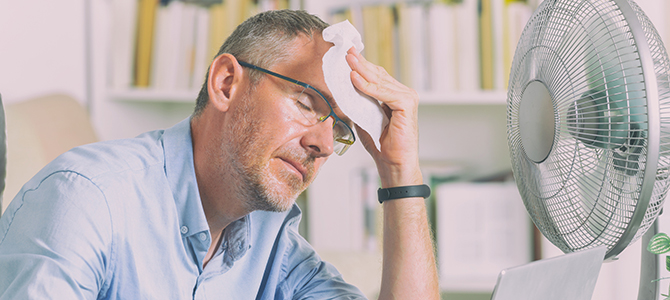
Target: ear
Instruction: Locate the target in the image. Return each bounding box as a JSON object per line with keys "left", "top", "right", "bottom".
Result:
{"left": 207, "top": 53, "right": 245, "bottom": 112}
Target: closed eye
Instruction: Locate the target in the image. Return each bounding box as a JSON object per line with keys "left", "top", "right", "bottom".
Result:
{"left": 296, "top": 97, "right": 313, "bottom": 112}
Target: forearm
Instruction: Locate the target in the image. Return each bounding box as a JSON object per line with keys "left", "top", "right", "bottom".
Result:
{"left": 378, "top": 193, "right": 439, "bottom": 300}
{"left": 344, "top": 48, "right": 439, "bottom": 299}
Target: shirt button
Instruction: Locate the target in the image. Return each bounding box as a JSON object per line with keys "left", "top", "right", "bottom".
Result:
{"left": 180, "top": 226, "right": 189, "bottom": 235}
{"left": 198, "top": 232, "right": 207, "bottom": 241}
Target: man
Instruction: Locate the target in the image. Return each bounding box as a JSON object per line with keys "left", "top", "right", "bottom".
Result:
{"left": 0, "top": 10, "right": 438, "bottom": 299}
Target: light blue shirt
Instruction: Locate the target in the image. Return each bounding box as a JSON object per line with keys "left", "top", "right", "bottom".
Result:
{"left": 0, "top": 118, "right": 365, "bottom": 299}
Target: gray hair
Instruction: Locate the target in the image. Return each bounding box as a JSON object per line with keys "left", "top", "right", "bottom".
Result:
{"left": 193, "top": 9, "right": 329, "bottom": 117}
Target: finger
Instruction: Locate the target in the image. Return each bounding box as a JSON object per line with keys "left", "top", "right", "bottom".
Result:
{"left": 350, "top": 69, "right": 418, "bottom": 112}
{"left": 346, "top": 63, "right": 406, "bottom": 101}
{"left": 346, "top": 52, "right": 417, "bottom": 110}
{"left": 346, "top": 51, "right": 390, "bottom": 86}
{"left": 346, "top": 48, "right": 406, "bottom": 90}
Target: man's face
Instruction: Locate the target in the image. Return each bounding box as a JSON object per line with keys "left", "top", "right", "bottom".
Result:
{"left": 223, "top": 33, "right": 340, "bottom": 212}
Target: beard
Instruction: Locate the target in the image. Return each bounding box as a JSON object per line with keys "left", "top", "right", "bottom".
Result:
{"left": 224, "top": 91, "right": 316, "bottom": 212}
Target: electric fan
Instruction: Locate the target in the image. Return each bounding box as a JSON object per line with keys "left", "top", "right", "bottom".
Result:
{"left": 506, "top": 0, "right": 670, "bottom": 297}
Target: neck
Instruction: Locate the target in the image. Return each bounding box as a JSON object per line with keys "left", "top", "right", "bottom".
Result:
{"left": 191, "top": 114, "right": 253, "bottom": 267}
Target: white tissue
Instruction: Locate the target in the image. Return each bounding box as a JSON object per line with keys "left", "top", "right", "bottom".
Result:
{"left": 322, "top": 20, "right": 389, "bottom": 150}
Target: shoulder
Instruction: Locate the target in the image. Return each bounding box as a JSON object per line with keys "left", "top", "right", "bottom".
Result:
{"left": 48, "top": 129, "right": 167, "bottom": 179}
{"left": 2, "top": 129, "right": 169, "bottom": 241}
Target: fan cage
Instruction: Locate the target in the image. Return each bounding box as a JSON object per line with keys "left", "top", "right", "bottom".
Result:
{"left": 506, "top": 0, "right": 670, "bottom": 258}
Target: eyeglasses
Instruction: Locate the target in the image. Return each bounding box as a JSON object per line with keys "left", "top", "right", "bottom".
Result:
{"left": 238, "top": 60, "right": 356, "bottom": 156}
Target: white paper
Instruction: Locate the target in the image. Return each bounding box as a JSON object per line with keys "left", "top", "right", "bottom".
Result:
{"left": 322, "top": 20, "right": 388, "bottom": 150}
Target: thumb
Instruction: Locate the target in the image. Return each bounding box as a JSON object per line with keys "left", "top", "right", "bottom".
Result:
{"left": 355, "top": 124, "right": 380, "bottom": 156}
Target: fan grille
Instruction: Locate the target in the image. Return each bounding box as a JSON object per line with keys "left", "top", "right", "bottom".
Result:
{"left": 507, "top": 0, "right": 670, "bottom": 258}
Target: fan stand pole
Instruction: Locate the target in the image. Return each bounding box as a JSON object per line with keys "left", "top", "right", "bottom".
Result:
{"left": 638, "top": 220, "right": 660, "bottom": 300}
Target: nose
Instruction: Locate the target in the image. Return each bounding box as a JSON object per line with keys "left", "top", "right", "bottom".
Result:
{"left": 301, "top": 116, "right": 335, "bottom": 157}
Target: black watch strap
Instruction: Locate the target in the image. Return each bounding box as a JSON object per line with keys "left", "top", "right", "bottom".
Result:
{"left": 377, "top": 184, "right": 431, "bottom": 203}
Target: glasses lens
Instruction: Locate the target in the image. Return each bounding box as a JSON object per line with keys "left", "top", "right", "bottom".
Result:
{"left": 333, "top": 121, "right": 355, "bottom": 155}
{"left": 294, "top": 87, "right": 331, "bottom": 125}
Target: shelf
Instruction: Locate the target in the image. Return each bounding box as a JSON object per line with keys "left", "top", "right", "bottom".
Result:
{"left": 109, "top": 88, "right": 508, "bottom": 105}
{"left": 109, "top": 88, "right": 200, "bottom": 103}
{"left": 418, "top": 90, "right": 508, "bottom": 105}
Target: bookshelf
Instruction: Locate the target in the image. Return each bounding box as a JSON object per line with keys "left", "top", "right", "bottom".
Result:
{"left": 102, "top": 0, "right": 522, "bottom": 107}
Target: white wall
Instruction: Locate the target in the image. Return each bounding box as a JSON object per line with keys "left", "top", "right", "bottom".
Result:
{"left": 0, "top": 0, "right": 87, "bottom": 105}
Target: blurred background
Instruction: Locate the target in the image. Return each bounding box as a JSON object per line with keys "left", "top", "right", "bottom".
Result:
{"left": 2, "top": 0, "right": 670, "bottom": 299}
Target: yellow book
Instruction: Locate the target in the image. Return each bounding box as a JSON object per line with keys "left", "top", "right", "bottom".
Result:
{"left": 362, "top": 5, "right": 380, "bottom": 67}
{"left": 208, "top": 2, "right": 227, "bottom": 61}
{"left": 226, "top": 0, "right": 249, "bottom": 41}
{"left": 377, "top": 5, "right": 396, "bottom": 78}
{"left": 277, "top": 0, "right": 289, "bottom": 10}
{"left": 134, "top": 0, "right": 159, "bottom": 87}
{"left": 397, "top": 3, "right": 413, "bottom": 87}
{"left": 242, "top": 0, "right": 259, "bottom": 21}
{"left": 480, "top": 0, "right": 495, "bottom": 90}
{"left": 503, "top": 1, "right": 532, "bottom": 87}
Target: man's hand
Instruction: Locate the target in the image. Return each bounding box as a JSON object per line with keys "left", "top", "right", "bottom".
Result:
{"left": 346, "top": 48, "right": 440, "bottom": 300}
{"left": 345, "top": 48, "right": 422, "bottom": 188}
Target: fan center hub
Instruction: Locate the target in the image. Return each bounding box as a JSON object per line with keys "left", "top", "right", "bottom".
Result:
{"left": 519, "top": 81, "right": 555, "bottom": 163}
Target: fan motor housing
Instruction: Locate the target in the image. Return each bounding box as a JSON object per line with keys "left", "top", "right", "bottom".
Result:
{"left": 519, "top": 80, "right": 556, "bottom": 163}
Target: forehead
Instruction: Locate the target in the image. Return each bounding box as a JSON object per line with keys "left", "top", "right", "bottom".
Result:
{"left": 269, "top": 34, "right": 335, "bottom": 102}
{"left": 264, "top": 33, "right": 352, "bottom": 124}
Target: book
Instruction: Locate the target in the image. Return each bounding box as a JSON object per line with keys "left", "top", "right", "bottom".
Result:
{"left": 377, "top": 5, "right": 396, "bottom": 79}
{"left": 454, "top": 0, "right": 481, "bottom": 91}
{"left": 492, "top": 0, "right": 505, "bottom": 90}
{"left": 208, "top": 2, "right": 227, "bottom": 61}
{"left": 227, "top": 0, "right": 254, "bottom": 37}
{"left": 428, "top": 2, "right": 457, "bottom": 93}
{"left": 175, "top": 3, "right": 197, "bottom": 91}
{"left": 480, "top": 0, "right": 494, "bottom": 90}
{"left": 191, "top": 6, "right": 210, "bottom": 90}
{"left": 134, "top": 0, "right": 159, "bottom": 87}
{"left": 362, "top": 6, "right": 381, "bottom": 70}
{"left": 110, "top": 0, "right": 138, "bottom": 90}
{"left": 150, "top": 0, "right": 185, "bottom": 90}
{"left": 398, "top": 2, "right": 428, "bottom": 91}
{"left": 503, "top": 1, "right": 532, "bottom": 88}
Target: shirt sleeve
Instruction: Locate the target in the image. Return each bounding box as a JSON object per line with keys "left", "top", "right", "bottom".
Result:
{"left": 0, "top": 171, "right": 113, "bottom": 299}
{"left": 277, "top": 227, "right": 368, "bottom": 300}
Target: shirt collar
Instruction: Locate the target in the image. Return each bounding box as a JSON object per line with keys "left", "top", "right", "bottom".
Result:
{"left": 162, "top": 117, "right": 209, "bottom": 237}
{"left": 220, "top": 215, "right": 251, "bottom": 270}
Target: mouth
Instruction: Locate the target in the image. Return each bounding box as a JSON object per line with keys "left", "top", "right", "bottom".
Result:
{"left": 279, "top": 157, "right": 307, "bottom": 181}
